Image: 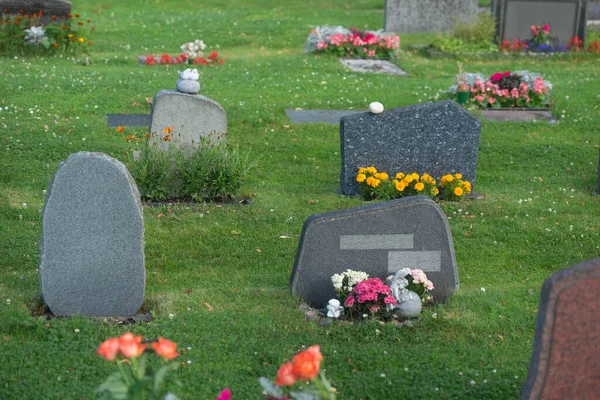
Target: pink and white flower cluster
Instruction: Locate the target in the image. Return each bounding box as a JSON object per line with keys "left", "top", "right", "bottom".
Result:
{"left": 344, "top": 277, "right": 396, "bottom": 315}
{"left": 314, "top": 31, "right": 399, "bottom": 59}
{"left": 463, "top": 73, "right": 551, "bottom": 109}
{"left": 407, "top": 269, "right": 434, "bottom": 291}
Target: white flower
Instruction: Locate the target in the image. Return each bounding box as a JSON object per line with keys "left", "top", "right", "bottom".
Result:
{"left": 24, "top": 26, "right": 47, "bottom": 45}
{"left": 326, "top": 298, "right": 343, "bottom": 318}
{"left": 178, "top": 68, "right": 199, "bottom": 81}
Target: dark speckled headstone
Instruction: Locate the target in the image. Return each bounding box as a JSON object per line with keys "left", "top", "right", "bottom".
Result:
{"left": 39, "top": 152, "right": 145, "bottom": 317}
{"left": 520, "top": 258, "right": 600, "bottom": 400}
{"left": 340, "top": 100, "right": 481, "bottom": 195}
{"left": 289, "top": 196, "right": 458, "bottom": 308}
{"left": 0, "top": 0, "right": 71, "bottom": 17}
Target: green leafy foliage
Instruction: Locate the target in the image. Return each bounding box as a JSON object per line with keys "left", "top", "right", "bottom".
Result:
{"left": 430, "top": 12, "right": 498, "bottom": 54}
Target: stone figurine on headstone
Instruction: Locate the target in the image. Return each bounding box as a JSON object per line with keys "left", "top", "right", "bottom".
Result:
{"left": 39, "top": 152, "right": 145, "bottom": 317}
{"left": 385, "top": 0, "right": 478, "bottom": 33}
{"left": 290, "top": 196, "right": 459, "bottom": 308}
{"left": 0, "top": 0, "right": 71, "bottom": 17}
{"left": 340, "top": 100, "right": 481, "bottom": 196}
{"left": 149, "top": 69, "right": 226, "bottom": 152}
{"left": 520, "top": 257, "right": 600, "bottom": 399}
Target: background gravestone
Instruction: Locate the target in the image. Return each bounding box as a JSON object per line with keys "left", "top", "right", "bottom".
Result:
{"left": 520, "top": 257, "right": 600, "bottom": 399}
{"left": 39, "top": 152, "right": 145, "bottom": 317}
{"left": 149, "top": 90, "right": 227, "bottom": 152}
{"left": 290, "top": 196, "right": 458, "bottom": 308}
{"left": 340, "top": 100, "right": 481, "bottom": 196}
{"left": 385, "top": 0, "right": 478, "bottom": 33}
{"left": 0, "top": 0, "right": 71, "bottom": 17}
{"left": 493, "top": 0, "right": 587, "bottom": 44}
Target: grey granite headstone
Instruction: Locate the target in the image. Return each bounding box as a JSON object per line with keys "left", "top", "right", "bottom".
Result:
{"left": 39, "top": 152, "right": 145, "bottom": 317}
{"left": 385, "top": 0, "right": 478, "bottom": 33}
{"left": 285, "top": 109, "right": 362, "bottom": 125}
{"left": 340, "top": 100, "right": 481, "bottom": 196}
{"left": 149, "top": 90, "right": 227, "bottom": 152}
{"left": 0, "top": 0, "right": 71, "bottom": 17}
{"left": 520, "top": 258, "right": 600, "bottom": 399}
{"left": 493, "top": 0, "right": 587, "bottom": 44}
{"left": 290, "top": 196, "right": 458, "bottom": 308}
{"left": 339, "top": 59, "right": 410, "bottom": 75}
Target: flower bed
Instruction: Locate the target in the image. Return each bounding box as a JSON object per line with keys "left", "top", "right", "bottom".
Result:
{"left": 451, "top": 70, "right": 552, "bottom": 109}
{"left": 139, "top": 39, "right": 224, "bottom": 65}
{"left": 0, "top": 9, "right": 94, "bottom": 56}
{"left": 356, "top": 166, "right": 472, "bottom": 202}
{"left": 499, "top": 24, "right": 599, "bottom": 54}
{"left": 304, "top": 26, "right": 400, "bottom": 59}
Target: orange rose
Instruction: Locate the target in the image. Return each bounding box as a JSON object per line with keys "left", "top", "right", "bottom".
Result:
{"left": 118, "top": 333, "right": 147, "bottom": 358}
{"left": 275, "top": 361, "right": 297, "bottom": 386}
{"left": 151, "top": 337, "right": 180, "bottom": 360}
{"left": 291, "top": 345, "right": 322, "bottom": 381}
{"left": 96, "top": 337, "right": 120, "bottom": 361}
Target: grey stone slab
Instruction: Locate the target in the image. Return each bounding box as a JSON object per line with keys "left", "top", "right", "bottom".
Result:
{"left": 493, "top": 0, "right": 587, "bottom": 45}
{"left": 590, "top": 3, "right": 600, "bottom": 20}
{"left": 520, "top": 258, "right": 600, "bottom": 400}
{"left": 340, "top": 100, "right": 481, "bottom": 196}
{"left": 385, "top": 0, "right": 478, "bottom": 33}
{"left": 40, "top": 152, "right": 145, "bottom": 317}
{"left": 285, "top": 109, "right": 362, "bottom": 125}
{"left": 150, "top": 90, "right": 227, "bottom": 152}
{"left": 479, "top": 109, "right": 556, "bottom": 123}
{"left": 339, "top": 59, "right": 410, "bottom": 75}
{"left": 0, "top": 0, "right": 70, "bottom": 16}
{"left": 290, "top": 196, "right": 458, "bottom": 308}
{"left": 106, "top": 114, "right": 151, "bottom": 128}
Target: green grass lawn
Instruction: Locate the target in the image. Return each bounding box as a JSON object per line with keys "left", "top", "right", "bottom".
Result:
{"left": 1, "top": 0, "right": 599, "bottom": 399}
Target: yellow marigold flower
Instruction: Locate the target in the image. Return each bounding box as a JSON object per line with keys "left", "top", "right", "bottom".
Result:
{"left": 441, "top": 174, "right": 454, "bottom": 185}
{"left": 462, "top": 181, "right": 472, "bottom": 192}
{"left": 395, "top": 172, "right": 405, "bottom": 180}
{"left": 358, "top": 167, "right": 367, "bottom": 175}
{"left": 78, "top": 37, "right": 84, "bottom": 43}
{"left": 454, "top": 173, "right": 463, "bottom": 179}
{"left": 374, "top": 172, "right": 389, "bottom": 181}
{"left": 411, "top": 173, "right": 419, "bottom": 181}
{"left": 395, "top": 182, "right": 406, "bottom": 191}
{"left": 401, "top": 179, "right": 410, "bottom": 186}
{"left": 366, "top": 176, "right": 380, "bottom": 188}
{"left": 392, "top": 179, "right": 399, "bottom": 185}
{"left": 68, "top": 33, "right": 73, "bottom": 38}
{"left": 164, "top": 126, "right": 173, "bottom": 134}
{"left": 404, "top": 175, "right": 413, "bottom": 183}
{"left": 433, "top": 187, "right": 439, "bottom": 195}
{"left": 415, "top": 182, "right": 425, "bottom": 191}
{"left": 367, "top": 166, "right": 377, "bottom": 174}
{"left": 454, "top": 187, "right": 464, "bottom": 197}
{"left": 356, "top": 173, "right": 366, "bottom": 183}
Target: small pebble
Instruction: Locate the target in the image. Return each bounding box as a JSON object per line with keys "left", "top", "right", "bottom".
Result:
{"left": 369, "top": 102, "right": 384, "bottom": 114}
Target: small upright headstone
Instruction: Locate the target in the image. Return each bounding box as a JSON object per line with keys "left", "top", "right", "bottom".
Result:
{"left": 290, "top": 196, "right": 458, "bottom": 308}
{"left": 494, "top": 0, "right": 587, "bottom": 45}
{"left": 340, "top": 100, "right": 481, "bottom": 196}
{"left": 149, "top": 90, "right": 227, "bottom": 151}
{"left": 0, "top": 0, "right": 71, "bottom": 17}
{"left": 520, "top": 258, "right": 600, "bottom": 399}
{"left": 39, "top": 152, "right": 145, "bottom": 317}
{"left": 385, "top": 0, "right": 478, "bottom": 33}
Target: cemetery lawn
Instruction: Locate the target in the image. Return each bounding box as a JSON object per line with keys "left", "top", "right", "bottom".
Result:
{"left": 1, "top": 0, "right": 599, "bottom": 398}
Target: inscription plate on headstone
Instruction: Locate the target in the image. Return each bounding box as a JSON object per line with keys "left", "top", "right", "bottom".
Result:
{"left": 520, "top": 257, "right": 600, "bottom": 400}
{"left": 340, "top": 100, "right": 481, "bottom": 196}
{"left": 290, "top": 196, "right": 458, "bottom": 308}
{"left": 39, "top": 152, "right": 145, "bottom": 317}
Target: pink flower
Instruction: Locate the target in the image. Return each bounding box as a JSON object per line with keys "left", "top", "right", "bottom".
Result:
{"left": 367, "top": 50, "right": 376, "bottom": 58}
{"left": 510, "top": 88, "right": 519, "bottom": 98}
{"left": 216, "top": 389, "right": 231, "bottom": 400}
{"left": 384, "top": 295, "right": 397, "bottom": 305}
{"left": 369, "top": 306, "right": 380, "bottom": 313}
{"left": 474, "top": 95, "right": 485, "bottom": 102}
{"left": 543, "top": 23, "right": 550, "bottom": 33}
{"left": 344, "top": 295, "right": 355, "bottom": 307}
{"left": 530, "top": 25, "right": 537, "bottom": 36}
{"left": 316, "top": 41, "right": 327, "bottom": 50}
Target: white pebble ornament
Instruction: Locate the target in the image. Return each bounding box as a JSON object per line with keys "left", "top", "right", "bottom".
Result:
{"left": 369, "top": 102, "right": 384, "bottom": 114}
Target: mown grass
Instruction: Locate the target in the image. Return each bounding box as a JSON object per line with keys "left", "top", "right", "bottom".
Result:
{"left": 1, "top": 0, "right": 599, "bottom": 399}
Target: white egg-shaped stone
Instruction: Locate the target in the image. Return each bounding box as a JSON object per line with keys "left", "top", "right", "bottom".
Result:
{"left": 369, "top": 102, "right": 384, "bottom": 114}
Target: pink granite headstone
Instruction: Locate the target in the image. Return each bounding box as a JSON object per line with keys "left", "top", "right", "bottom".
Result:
{"left": 520, "top": 258, "right": 600, "bottom": 399}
